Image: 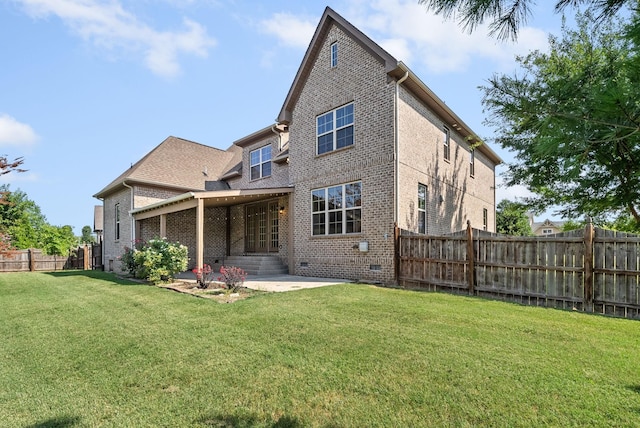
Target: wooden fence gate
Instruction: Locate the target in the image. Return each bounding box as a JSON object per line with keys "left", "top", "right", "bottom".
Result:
{"left": 396, "top": 222, "right": 640, "bottom": 320}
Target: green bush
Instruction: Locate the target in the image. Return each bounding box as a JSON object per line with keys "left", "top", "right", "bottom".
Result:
{"left": 120, "top": 238, "right": 188, "bottom": 283}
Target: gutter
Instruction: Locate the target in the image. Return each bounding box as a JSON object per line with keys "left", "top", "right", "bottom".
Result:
{"left": 130, "top": 192, "right": 196, "bottom": 215}
{"left": 394, "top": 71, "right": 409, "bottom": 225}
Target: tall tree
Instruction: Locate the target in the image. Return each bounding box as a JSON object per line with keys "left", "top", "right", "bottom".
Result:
{"left": 481, "top": 12, "right": 640, "bottom": 228}
{"left": 496, "top": 199, "right": 533, "bottom": 236}
{"left": 418, "top": 0, "right": 629, "bottom": 40}
{"left": 0, "top": 156, "right": 26, "bottom": 255}
{"left": 80, "top": 225, "right": 96, "bottom": 244}
{"left": 0, "top": 156, "right": 26, "bottom": 205}
{"left": 0, "top": 185, "right": 78, "bottom": 255}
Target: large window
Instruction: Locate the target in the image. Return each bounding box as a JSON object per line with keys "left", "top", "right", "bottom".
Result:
{"left": 312, "top": 181, "right": 361, "bottom": 235}
{"left": 250, "top": 145, "right": 271, "bottom": 180}
{"left": 443, "top": 127, "right": 451, "bottom": 161}
{"left": 330, "top": 42, "right": 338, "bottom": 67}
{"left": 115, "top": 203, "right": 120, "bottom": 240}
{"left": 418, "top": 184, "right": 427, "bottom": 234}
{"left": 317, "top": 103, "right": 354, "bottom": 155}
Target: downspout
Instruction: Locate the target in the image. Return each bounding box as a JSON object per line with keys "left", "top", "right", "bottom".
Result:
{"left": 122, "top": 180, "right": 135, "bottom": 244}
{"left": 394, "top": 71, "right": 409, "bottom": 225}
{"left": 271, "top": 124, "right": 282, "bottom": 151}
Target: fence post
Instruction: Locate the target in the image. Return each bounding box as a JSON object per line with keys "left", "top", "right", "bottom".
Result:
{"left": 466, "top": 220, "right": 475, "bottom": 295}
{"left": 83, "top": 245, "right": 90, "bottom": 270}
{"left": 28, "top": 248, "right": 36, "bottom": 272}
{"left": 583, "top": 219, "right": 594, "bottom": 312}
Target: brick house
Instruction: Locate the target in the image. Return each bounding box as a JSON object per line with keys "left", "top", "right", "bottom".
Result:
{"left": 94, "top": 7, "right": 501, "bottom": 284}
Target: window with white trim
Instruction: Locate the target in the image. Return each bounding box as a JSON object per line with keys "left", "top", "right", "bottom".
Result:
{"left": 330, "top": 42, "right": 338, "bottom": 67}
{"left": 317, "top": 103, "right": 354, "bottom": 155}
{"left": 443, "top": 127, "right": 451, "bottom": 161}
{"left": 483, "top": 208, "right": 488, "bottom": 231}
{"left": 250, "top": 145, "right": 271, "bottom": 180}
{"left": 312, "top": 181, "right": 361, "bottom": 235}
{"left": 418, "top": 184, "right": 427, "bottom": 234}
{"left": 470, "top": 149, "right": 475, "bottom": 177}
{"left": 115, "top": 203, "right": 121, "bottom": 240}
{"left": 542, "top": 228, "right": 553, "bottom": 234}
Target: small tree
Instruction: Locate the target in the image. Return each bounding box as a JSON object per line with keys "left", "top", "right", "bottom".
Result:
{"left": 218, "top": 266, "right": 247, "bottom": 293}
{"left": 80, "top": 225, "right": 96, "bottom": 244}
{"left": 496, "top": 200, "right": 533, "bottom": 236}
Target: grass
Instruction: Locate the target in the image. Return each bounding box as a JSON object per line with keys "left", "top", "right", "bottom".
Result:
{"left": 0, "top": 271, "right": 638, "bottom": 427}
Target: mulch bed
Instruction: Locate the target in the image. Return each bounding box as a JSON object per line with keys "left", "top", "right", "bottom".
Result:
{"left": 157, "top": 281, "right": 260, "bottom": 303}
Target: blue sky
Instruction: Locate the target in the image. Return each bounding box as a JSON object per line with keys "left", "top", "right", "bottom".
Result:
{"left": 0, "top": 0, "right": 570, "bottom": 234}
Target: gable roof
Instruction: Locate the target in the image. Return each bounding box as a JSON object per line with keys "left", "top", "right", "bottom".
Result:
{"left": 277, "top": 6, "right": 502, "bottom": 165}
{"left": 532, "top": 219, "right": 565, "bottom": 232}
{"left": 93, "top": 136, "right": 236, "bottom": 198}
{"left": 278, "top": 6, "right": 397, "bottom": 125}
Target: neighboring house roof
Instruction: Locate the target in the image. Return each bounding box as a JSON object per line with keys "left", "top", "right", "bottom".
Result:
{"left": 277, "top": 6, "right": 502, "bottom": 166}
{"left": 532, "top": 219, "right": 566, "bottom": 234}
{"left": 93, "top": 136, "right": 237, "bottom": 198}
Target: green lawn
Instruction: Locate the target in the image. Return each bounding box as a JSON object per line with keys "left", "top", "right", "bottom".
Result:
{"left": 0, "top": 271, "right": 638, "bottom": 427}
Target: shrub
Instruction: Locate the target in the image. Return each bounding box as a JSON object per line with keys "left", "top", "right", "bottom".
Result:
{"left": 218, "top": 265, "right": 246, "bottom": 292}
{"left": 192, "top": 264, "right": 214, "bottom": 289}
{"left": 120, "top": 238, "right": 188, "bottom": 283}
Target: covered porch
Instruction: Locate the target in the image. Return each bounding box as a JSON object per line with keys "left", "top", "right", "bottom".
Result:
{"left": 130, "top": 187, "right": 294, "bottom": 272}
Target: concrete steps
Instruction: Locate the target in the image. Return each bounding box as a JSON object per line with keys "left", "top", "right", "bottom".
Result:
{"left": 222, "top": 255, "right": 288, "bottom": 276}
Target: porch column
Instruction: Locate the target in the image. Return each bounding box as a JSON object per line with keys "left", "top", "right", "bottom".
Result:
{"left": 159, "top": 214, "right": 167, "bottom": 238}
{"left": 196, "top": 198, "right": 204, "bottom": 270}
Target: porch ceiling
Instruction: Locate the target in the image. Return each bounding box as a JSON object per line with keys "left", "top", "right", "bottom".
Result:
{"left": 131, "top": 187, "right": 293, "bottom": 220}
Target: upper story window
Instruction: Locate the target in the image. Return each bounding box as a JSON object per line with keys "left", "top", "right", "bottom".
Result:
{"left": 470, "top": 149, "right": 475, "bottom": 177}
{"left": 115, "top": 203, "right": 121, "bottom": 240}
{"left": 250, "top": 145, "right": 271, "bottom": 180}
{"left": 443, "top": 127, "right": 451, "bottom": 161}
{"left": 542, "top": 228, "right": 553, "bottom": 234}
{"left": 418, "top": 184, "right": 427, "bottom": 234}
{"left": 312, "top": 181, "right": 361, "bottom": 236}
{"left": 330, "top": 42, "right": 338, "bottom": 67}
{"left": 317, "top": 103, "right": 354, "bottom": 155}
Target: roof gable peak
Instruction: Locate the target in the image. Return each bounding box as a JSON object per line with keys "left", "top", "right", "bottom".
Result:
{"left": 277, "top": 6, "right": 398, "bottom": 124}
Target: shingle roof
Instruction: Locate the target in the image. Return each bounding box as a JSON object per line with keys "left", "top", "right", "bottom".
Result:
{"left": 93, "top": 136, "right": 237, "bottom": 198}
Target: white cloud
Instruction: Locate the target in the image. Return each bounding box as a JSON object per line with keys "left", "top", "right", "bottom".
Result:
{"left": 346, "top": 0, "right": 549, "bottom": 74}
{"left": 0, "top": 171, "right": 39, "bottom": 184}
{"left": 16, "top": 0, "right": 216, "bottom": 78}
{"left": 495, "top": 177, "right": 534, "bottom": 203}
{"left": 259, "top": 12, "right": 316, "bottom": 49}
{"left": 0, "top": 115, "right": 39, "bottom": 147}
{"left": 258, "top": 1, "right": 549, "bottom": 75}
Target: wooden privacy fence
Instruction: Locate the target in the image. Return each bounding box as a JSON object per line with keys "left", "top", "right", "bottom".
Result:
{"left": 396, "top": 222, "right": 640, "bottom": 320}
{"left": 0, "top": 244, "right": 101, "bottom": 272}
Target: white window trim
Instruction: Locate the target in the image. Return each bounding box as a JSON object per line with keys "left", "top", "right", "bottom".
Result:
{"left": 115, "top": 203, "right": 120, "bottom": 241}
{"left": 443, "top": 127, "right": 451, "bottom": 162}
{"left": 418, "top": 183, "right": 427, "bottom": 234}
{"left": 311, "top": 181, "right": 362, "bottom": 236}
{"left": 470, "top": 149, "right": 475, "bottom": 177}
{"left": 249, "top": 145, "right": 272, "bottom": 181}
{"left": 330, "top": 42, "right": 338, "bottom": 68}
{"left": 483, "top": 208, "right": 488, "bottom": 231}
{"left": 316, "top": 103, "right": 354, "bottom": 155}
